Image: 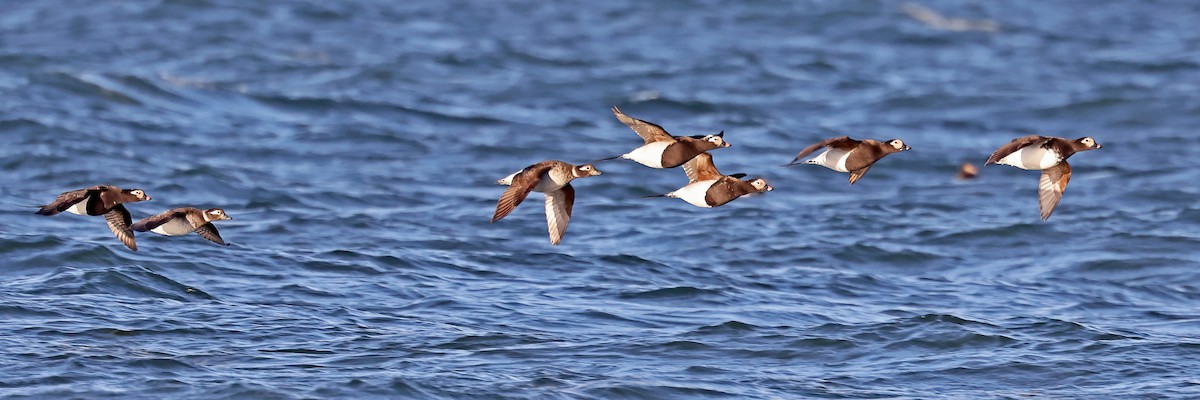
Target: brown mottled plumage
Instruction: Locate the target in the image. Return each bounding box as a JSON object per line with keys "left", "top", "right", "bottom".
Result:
{"left": 493, "top": 161, "right": 602, "bottom": 245}
{"left": 133, "top": 207, "right": 233, "bottom": 246}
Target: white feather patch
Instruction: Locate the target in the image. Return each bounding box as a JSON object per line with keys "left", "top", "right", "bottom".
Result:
{"left": 667, "top": 180, "right": 719, "bottom": 208}
{"left": 65, "top": 201, "right": 89, "bottom": 215}
{"left": 998, "top": 146, "right": 1060, "bottom": 170}
{"left": 622, "top": 141, "right": 672, "bottom": 168}
{"left": 806, "top": 148, "right": 854, "bottom": 172}
{"left": 497, "top": 172, "right": 518, "bottom": 185}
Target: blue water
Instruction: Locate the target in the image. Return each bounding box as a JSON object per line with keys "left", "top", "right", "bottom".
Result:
{"left": 3, "top": 1, "right": 1200, "bottom": 398}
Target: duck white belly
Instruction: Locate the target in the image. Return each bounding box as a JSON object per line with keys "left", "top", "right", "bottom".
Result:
{"left": 623, "top": 141, "right": 672, "bottom": 168}
{"left": 668, "top": 180, "right": 718, "bottom": 208}
{"left": 807, "top": 148, "right": 853, "bottom": 172}
{"left": 151, "top": 218, "right": 197, "bottom": 236}
{"left": 998, "top": 146, "right": 1060, "bottom": 170}
{"left": 64, "top": 200, "right": 90, "bottom": 215}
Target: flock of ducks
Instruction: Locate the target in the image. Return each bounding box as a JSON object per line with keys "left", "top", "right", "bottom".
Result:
{"left": 492, "top": 106, "right": 1103, "bottom": 245}
{"left": 35, "top": 186, "right": 232, "bottom": 251}
{"left": 33, "top": 107, "right": 1102, "bottom": 251}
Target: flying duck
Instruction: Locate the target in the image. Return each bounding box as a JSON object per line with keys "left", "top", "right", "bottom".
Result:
{"left": 784, "top": 136, "right": 911, "bottom": 184}
{"left": 985, "top": 135, "right": 1102, "bottom": 220}
{"left": 650, "top": 152, "right": 773, "bottom": 208}
{"left": 601, "top": 106, "right": 729, "bottom": 168}
{"left": 132, "top": 207, "right": 233, "bottom": 246}
{"left": 36, "top": 185, "right": 151, "bottom": 251}
{"left": 493, "top": 161, "right": 602, "bottom": 245}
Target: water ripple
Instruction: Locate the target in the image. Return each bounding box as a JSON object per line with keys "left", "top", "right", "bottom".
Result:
{"left": 3, "top": 0, "right": 1200, "bottom": 398}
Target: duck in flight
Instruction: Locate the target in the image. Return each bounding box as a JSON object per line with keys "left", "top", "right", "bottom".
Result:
{"left": 493, "top": 160, "right": 603, "bottom": 245}
{"left": 600, "top": 106, "right": 729, "bottom": 169}
{"left": 36, "top": 185, "right": 151, "bottom": 251}
{"left": 985, "top": 135, "right": 1102, "bottom": 220}
{"left": 649, "top": 152, "right": 773, "bottom": 208}
{"left": 132, "top": 207, "right": 233, "bottom": 246}
{"left": 784, "top": 136, "right": 911, "bottom": 184}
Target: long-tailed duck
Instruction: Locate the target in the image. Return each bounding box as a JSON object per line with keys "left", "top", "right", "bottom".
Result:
{"left": 132, "top": 207, "right": 233, "bottom": 246}
{"left": 785, "top": 136, "right": 911, "bottom": 184}
{"left": 36, "top": 185, "right": 151, "bottom": 251}
{"left": 985, "top": 135, "right": 1102, "bottom": 220}
{"left": 601, "top": 106, "right": 729, "bottom": 168}
{"left": 650, "top": 152, "right": 772, "bottom": 208}
{"left": 493, "top": 161, "right": 602, "bottom": 245}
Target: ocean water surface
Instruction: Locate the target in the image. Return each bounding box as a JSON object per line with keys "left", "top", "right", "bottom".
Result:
{"left": 2, "top": 0, "right": 1200, "bottom": 398}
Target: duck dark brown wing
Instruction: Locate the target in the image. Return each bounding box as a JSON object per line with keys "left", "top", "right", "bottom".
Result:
{"left": 132, "top": 208, "right": 187, "bottom": 232}
{"left": 96, "top": 186, "right": 124, "bottom": 211}
{"left": 682, "top": 152, "right": 723, "bottom": 183}
{"left": 36, "top": 188, "right": 92, "bottom": 216}
{"left": 702, "top": 176, "right": 754, "bottom": 208}
{"left": 492, "top": 162, "right": 553, "bottom": 222}
{"left": 612, "top": 106, "right": 673, "bottom": 144}
{"left": 1038, "top": 161, "right": 1072, "bottom": 221}
{"left": 786, "top": 136, "right": 857, "bottom": 165}
{"left": 658, "top": 138, "right": 713, "bottom": 168}
{"left": 843, "top": 141, "right": 890, "bottom": 172}
{"left": 848, "top": 165, "right": 873, "bottom": 185}
{"left": 194, "top": 223, "right": 228, "bottom": 246}
{"left": 986, "top": 135, "right": 1045, "bottom": 165}
{"left": 104, "top": 204, "right": 137, "bottom": 251}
